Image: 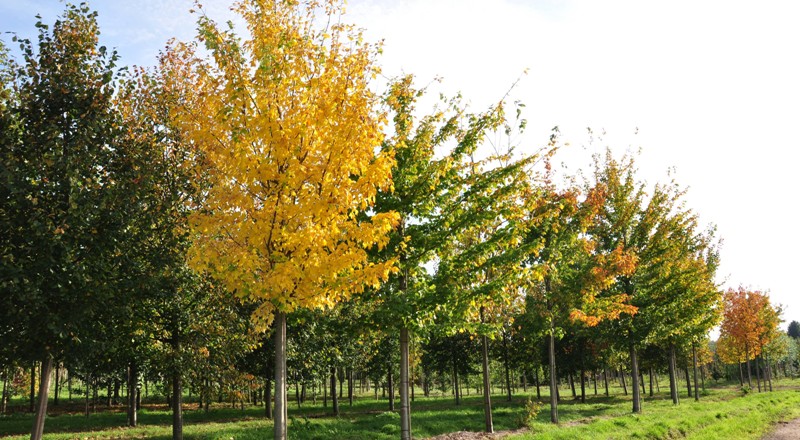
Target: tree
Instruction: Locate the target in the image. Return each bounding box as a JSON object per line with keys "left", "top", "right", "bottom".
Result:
{"left": 0, "top": 5, "right": 137, "bottom": 439}
{"left": 525, "top": 148, "right": 637, "bottom": 422}
{"left": 369, "top": 75, "right": 513, "bottom": 438}
{"left": 166, "top": 1, "right": 397, "bottom": 438}
{"left": 719, "top": 288, "right": 781, "bottom": 392}
{"left": 586, "top": 150, "right": 704, "bottom": 413}
{"left": 788, "top": 321, "right": 800, "bottom": 339}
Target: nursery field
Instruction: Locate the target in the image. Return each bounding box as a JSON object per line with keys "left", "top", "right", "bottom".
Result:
{"left": 2, "top": 378, "right": 799, "bottom": 439}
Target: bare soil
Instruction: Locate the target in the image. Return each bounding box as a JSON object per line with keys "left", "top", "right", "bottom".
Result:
{"left": 762, "top": 418, "right": 800, "bottom": 440}
{"left": 426, "top": 428, "right": 527, "bottom": 440}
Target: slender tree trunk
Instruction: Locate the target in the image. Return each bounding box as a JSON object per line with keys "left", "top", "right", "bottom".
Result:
{"left": 620, "top": 367, "right": 627, "bottom": 396}
{"left": 548, "top": 333, "right": 558, "bottom": 424}
{"left": 92, "top": 377, "right": 98, "bottom": 413}
{"left": 387, "top": 364, "right": 394, "bottom": 411}
{"left": 348, "top": 368, "right": 354, "bottom": 406}
{"left": 523, "top": 370, "right": 527, "bottom": 392}
{"left": 568, "top": 372, "right": 576, "bottom": 399}
{"left": 265, "top": 379, "right": 272, "bottom": 419}
{"left": 701, "top": 365, "right": 706, "bottom": 390}
{"left": 106, "top": 381, "right": 112, "bottom": 407}
{"left": 115, "top": 378, "right": 121, "bottom": 406}
{"left": 603, "top": 366, "right": 609, "bottom": 397}
{"left": 331, "top": 366, "right": 340, "bottom": 416}
{"left": 53, "top": 363, "right": 60, "bottom": 406}
{"left": 630, "top": 342, "right": 641, "bottom": 413}
{"left": 274, "top": 311, "right": 288, "bottom": 440}
{"left": 128, "top": 362, "right": 138, "bottom": 427}
{"left": 649, "top": 367, "right": 654, "bottom": 397}
{"left": 29, "top": 362, "right": 36, "bottom": 413}
{"left": 684, "top": 366, "right": 692, "bottom": 398}
{"left": 2, "top": 368, "right": 9, "bottom": 414}
{"left": 172, "top": 365, "right": 183, "bottom": 440}
{"left": 67, "top": 373, "right": 72, "bottom": 403}
{"left": 295, "top": 377, "right": 302, "bottom": 409}
{"left": 668, "top": 344, "right": 679, "bottom": 405}
{"left": 766, "top": 354, "right": 773, "bottom": 392}
{"left": 594, "top": 370, "right": 598, "bottom": 395}
{"left": 30, "top": 354, "right": 53, "bottom": 440}
{"left": 655, "top": 372, "right": 660, "bottom": 393}
{"left": 738, "top": 361, "right": 744, "bottom": 387}
{"left": 400, "top": 327, "right": 411, "bottom": 440}
{"left": 744, "top": 344, "right": 753, "bottom": 388}
{"left": 84, "top": 374, "right": 90, "bottom": 417}
{"left": 503, "top": 330, "right": 512, "bottom": 402}
{"left": 579, "top": 369, "right": 586, "bottom": 403}
{"left": 453, "top": 363, "right": 460, "bottom": 405}
{"left": 755, "top": 354, "right": 763, "bottom": 392}
{"left": 534, "top": 368, "right": 541, "bottom": 400}
{"left": 481, "top": 329, "right": 493, "bottom": 433}
{"left": 692, "top": 344, "right": 699, "bottom": 401}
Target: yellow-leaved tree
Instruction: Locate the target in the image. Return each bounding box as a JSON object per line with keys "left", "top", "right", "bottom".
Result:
{"left": 163, "top": 1, "right": 397, "bottom": 438}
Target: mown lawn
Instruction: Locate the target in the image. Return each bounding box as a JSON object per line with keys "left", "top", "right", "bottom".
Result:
{"left": 1, "top": 379, "right": 799, "bottom": 439}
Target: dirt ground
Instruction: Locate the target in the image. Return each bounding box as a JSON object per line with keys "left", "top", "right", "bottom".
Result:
{"left": 762, "top": 418, "right": 800, "bottom": 440}
{"left": 426, "top": 428, "right": 527, "bottom": 440}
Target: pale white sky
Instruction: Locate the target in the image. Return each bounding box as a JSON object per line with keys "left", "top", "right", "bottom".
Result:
{"left": 3, "top": 0, "right": 798, "bottom": 329}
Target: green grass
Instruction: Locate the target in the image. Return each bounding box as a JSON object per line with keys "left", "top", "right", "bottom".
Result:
{"left": 2, "top": 379, "right": 799, "bottom": 439}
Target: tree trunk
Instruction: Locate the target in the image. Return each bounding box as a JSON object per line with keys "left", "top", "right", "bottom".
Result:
{"left": 620, "top": 367, "right": 627, "bottom": 396}
{"left": 692, "top": 344, "right": 699, "bottom": 401}
{"left": 649, "top": 367, "right": 654, "bottom": 397}
{"left": 548, "top": 333, "right": 558, "bottom": 424}
{"left": 331, "top": 366, "right": 339, "bottom": 416}
{"left": 755, "top": 355, "right": 762, "bottom": 392}
{"left": 701, "top": 365, "right": 706, "bottom": 391}
{"left": 738, "top": 361, "right": 744, "bottom": 387}
{"left": 744, "top": 344, "right": 753, "bottom": 388}
{"left": 265, "top": 379, "right": 272, "bottom": 419}
{"left": 534, "top": 368, "right": 541, "bottom": 400}
{"left": 766, "top": 354, "right": 773, "bottom": 392}
{"left": 295, "top": 377, "right": 302, "bottom": 409}
{"left": 29, "top": 362, "right": 36, "bottom": 413}
{"left": 481, "top": 331, "right": 493, "bottom": 433}
{"left": 53, "top": 363, "right": 60, "bottom": 406}
{"left": 274, "top": 311, "right": 288, "bottom": 440}
{"left": 172, "top": 366, "right": 183, "bottom": 440}
{"left": 387, "top": 364, "right": 394, "bottom": 411}
{"left": 684, "top": 366, "right": 691, "bottom": 398}
{"left": 84, "top": 374, "right": 90, "bottom": 417}
{"left": 453, "top": 363, "right": 460, "bottom": 405}
{"left": 568, "top": 372, "right": 576, "bottom": 399}
{"left": 113, "top": 378, "right": 120, "bottom": 406}
{"left": 128, "top": 362, "right": 138, "bottom": 427}
{"left": 400, "top": 327, "right": 411, "bottom": 440}
{"left": 503, "top": 330, "right": 512, "bottom": 402}
{"left": 668, "top": 344, "right": 679, "bottom": 405}
{"left": 30, "top": 354, "right": 53, "bottom": 440}
{"left": 603, "top": 366, "right": 609, "bottom": 397}
{"left": 106, "top": 381, "right": 112, "bottom": 407}
{"left": 579, "top": 369, "right": 586, "bottom": 403}
{"left": 2, "top": 368, "right": 9, "bottom": 414}
{"left": 348, "top": 368, "right": 354, "bottom": 406}
{"left": 630, "top": 343, "right": 641, "bottom": 413}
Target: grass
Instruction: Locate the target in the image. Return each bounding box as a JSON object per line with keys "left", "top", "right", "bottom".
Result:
{"left": 1, "top": 378, "right": 799, "bottom": 439}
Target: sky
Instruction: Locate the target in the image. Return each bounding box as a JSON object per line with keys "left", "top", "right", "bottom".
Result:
{"left": 2, "top": 0, "right": 799, "bottom": 330}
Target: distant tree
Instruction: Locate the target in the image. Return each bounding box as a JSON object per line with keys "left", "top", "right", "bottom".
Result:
{"left": 788, "top": 321, "right": 800, "bottom": 339}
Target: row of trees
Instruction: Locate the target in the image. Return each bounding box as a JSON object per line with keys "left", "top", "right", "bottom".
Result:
{"left": 0, "top": 2, "right": 786, "bottom": 440}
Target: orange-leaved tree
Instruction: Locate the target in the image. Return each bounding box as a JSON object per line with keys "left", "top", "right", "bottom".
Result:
{"left": 719, "top": 288, "right": 781, "bottom": 392}
{"left": 164, "top": 1, "right": 398, "bottom": 438}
